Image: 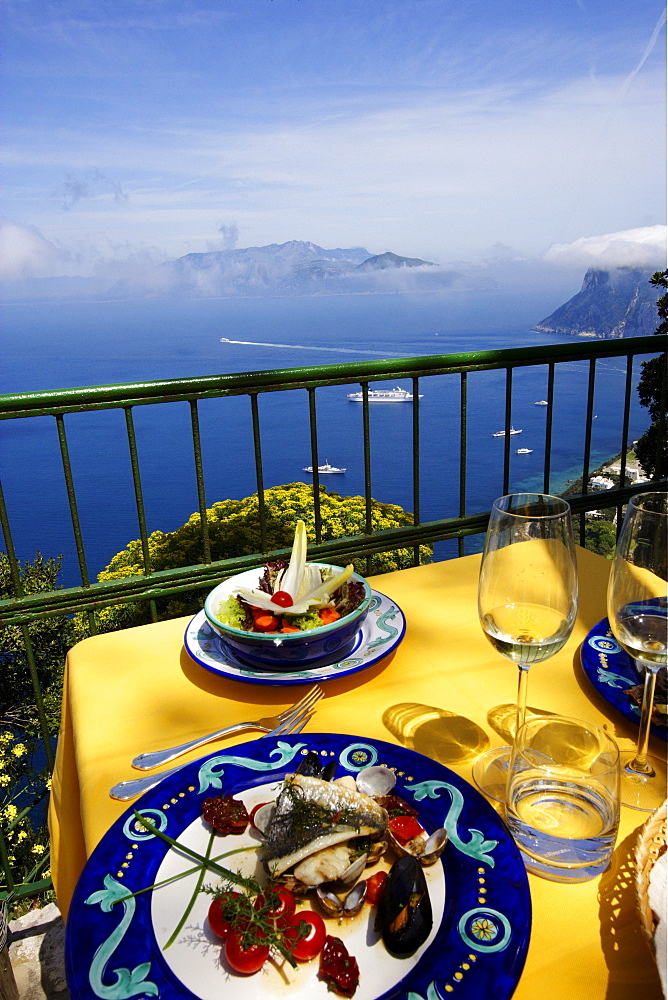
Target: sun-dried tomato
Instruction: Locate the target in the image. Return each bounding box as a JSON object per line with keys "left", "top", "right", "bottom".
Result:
{"left": 376, "top": 794, "right": 419, "bottom": 818}
{"left": 201, "top": 795, "right": 249, "bottom": 834}
{"left": 318, "top": 935, "right": 360, "bottom": 998}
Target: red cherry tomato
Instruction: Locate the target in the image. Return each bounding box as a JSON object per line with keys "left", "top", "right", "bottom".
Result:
{"left": 225, "top": 931, "right": 270, "bottom": 974}
{"left": 207, "top": 893, "right": 241, "bottom": 941}
{"left": 270, "top": 590, "right": 293, "bottom": 608}
{"left": 284, "top": 910, "right": 327, "bottom": 962}
{"left": 389, "top": 814, "right": 425, "bottom": 845}
{"left": 365, "top": 870, "right": 388, "bottom": 906}
{"left": 253, "top": 886, "right": 296, "bottom": 927}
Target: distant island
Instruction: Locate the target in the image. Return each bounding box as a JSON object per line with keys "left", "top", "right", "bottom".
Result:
{"left": 106, "top": 240, "right": 464, "bottom": 299}
{"left": 0, "top": 240, "right": 474, "bottom": 302}
{"left": 533, "top": 266, "right": 659, "bottom": 338}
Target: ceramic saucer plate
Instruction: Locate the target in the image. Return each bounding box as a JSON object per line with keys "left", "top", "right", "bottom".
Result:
{"left": 184, "top": 589, "right": 405, "bottom": 685}
{"left": 580, "top": 616, "right": 667, "bottom": 741}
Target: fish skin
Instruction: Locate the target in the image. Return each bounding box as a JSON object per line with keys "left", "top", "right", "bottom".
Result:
{"left": 262, "top": 773, "right": 388, "bottom": 877}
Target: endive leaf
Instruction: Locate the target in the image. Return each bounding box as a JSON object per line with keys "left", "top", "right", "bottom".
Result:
{"left": 281, "top": 519, "right": 308, "bottom": 601}
{"left": 296, "top": 564, "right": 354, "bottom": 605}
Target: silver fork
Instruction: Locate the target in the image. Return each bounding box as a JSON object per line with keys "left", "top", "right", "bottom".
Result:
{"left": 131, "top": 684, "right": 323, "bottom": 771}
{"left": 110, "top": 707, "right": 317, "bottom": 801}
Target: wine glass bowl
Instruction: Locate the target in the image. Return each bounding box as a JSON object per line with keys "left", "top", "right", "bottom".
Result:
{"left": 472, "top": 493, "right": 578, "bottom": 800}
{"left": 606, "top": 491, "right": 668, "bottom": 811}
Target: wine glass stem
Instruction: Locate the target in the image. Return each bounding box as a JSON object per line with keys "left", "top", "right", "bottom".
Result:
{"left": 629, "top": 664, "right": 659, "bottom": 775}
{"left": 515, "top": 664, "right": 530, "bottom": 738}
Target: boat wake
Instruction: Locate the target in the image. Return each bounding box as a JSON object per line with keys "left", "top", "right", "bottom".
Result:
{"left": 220, "top": 338, "right": 406, "bottom": 357}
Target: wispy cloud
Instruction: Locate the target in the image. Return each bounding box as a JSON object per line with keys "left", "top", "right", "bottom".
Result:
{"left": 2, "top": 1, "right": 665, "bottom": 274}
{"left": 52, "top": 168, "right": 129, "bottom": 210}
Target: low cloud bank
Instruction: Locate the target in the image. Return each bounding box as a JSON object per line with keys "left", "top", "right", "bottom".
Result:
{"left": 1, "top": 221, "right": 665, "bottom": 301}
{"left": 543, "top": 225, "right": 666, "bottom": 270}
{"left": 0, "top": 221, "right": 71, "bottom": 280}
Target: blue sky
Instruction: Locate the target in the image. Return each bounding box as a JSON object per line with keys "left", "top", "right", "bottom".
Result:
{"left": 1, "top": 0, "right": 666, "bottom": 284}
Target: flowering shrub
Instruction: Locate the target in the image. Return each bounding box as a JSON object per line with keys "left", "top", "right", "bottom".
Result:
{"left": 72, "top": 484, "right": 432, "bottom": 639}
{"left": 0, "top": 730, "right": 51, "bottom": 898}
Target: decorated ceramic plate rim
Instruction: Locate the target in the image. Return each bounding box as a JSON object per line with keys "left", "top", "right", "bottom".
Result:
{"left": 64, "top": 733, "right": 532, "bottom": 1000}
{"left": 184, "top": 590, "right": 406, "bottom": 685}
{"left": 580, "top": 616, "right": 667, "bottom": 741}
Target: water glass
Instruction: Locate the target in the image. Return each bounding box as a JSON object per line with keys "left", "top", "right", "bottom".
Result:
{"left": 505, "top": 715, "right": 620, "bottom": 882}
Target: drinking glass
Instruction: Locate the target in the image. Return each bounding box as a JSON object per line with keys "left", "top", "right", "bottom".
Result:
{"left": 506, "top": 714, "right": 620, "bottom": 881}
{"left": 472, "top": 493, "right": 578, "bottom": 800}
{"left": 606, "top": 491, "right": 667, "bottom": 811}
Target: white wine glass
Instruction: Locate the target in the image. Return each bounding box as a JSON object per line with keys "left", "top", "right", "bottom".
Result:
{"left": 472, "top": 493, "right": 578, "bottom": 801}
{"left": 606, "top": 491, "right": 667, "bottom": 811}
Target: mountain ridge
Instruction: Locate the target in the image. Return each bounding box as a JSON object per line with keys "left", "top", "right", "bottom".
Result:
{"left": 533, "top": 266, "right": 659, "bottom": 338}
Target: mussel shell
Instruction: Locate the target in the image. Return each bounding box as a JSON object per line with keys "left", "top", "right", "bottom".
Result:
{"left": 294, "top": 752, "right": 337, "bottom": 780}
{"left": 374, "top": 855, "right": 433, "bottom": 957}
{"left": 295, "top": 751, "right": 326, "bottom": 777}
{"left": 321, "top": 759, "right": 339, "bottom": 781}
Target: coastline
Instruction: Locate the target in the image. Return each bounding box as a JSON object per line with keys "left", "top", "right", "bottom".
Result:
{"left": 560, "top": 448, "right": 644, "bottom": 504}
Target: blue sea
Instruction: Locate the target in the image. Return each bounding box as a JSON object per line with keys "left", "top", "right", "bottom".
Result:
{"left": 1, "top": 289, "right": 652, "bottom": 587}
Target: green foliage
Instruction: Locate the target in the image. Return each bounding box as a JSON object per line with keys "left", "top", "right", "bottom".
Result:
{"left": 583, "top": 518, "right": 617, "bottom": 560}
{"left": 0, "top": 552, "right": 72, "bottom": 734}
{"left": 73, "top": 484, "right": 433, "bottom": 639}
{"left": 635, "top": 270, "right": 667, "bottom": 479}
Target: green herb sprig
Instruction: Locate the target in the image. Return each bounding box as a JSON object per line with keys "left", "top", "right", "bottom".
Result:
{"left": 129, "top": 811, "right": 305, "bottom": 965}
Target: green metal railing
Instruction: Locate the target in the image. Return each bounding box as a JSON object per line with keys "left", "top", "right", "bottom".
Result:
{"left": 1, "top": 334, "right": 666, "bottom": 901}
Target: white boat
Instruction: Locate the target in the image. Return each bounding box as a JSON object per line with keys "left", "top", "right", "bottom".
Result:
{"left": 220, "top": 337, "right": 230, "bottom": 342}
{"left": 516, "top": 447, "right": 533, "bottom": 454}
{"left": 347, "top": 387, "right": 423, "bottom": 402}
{"left": 534, "top": 400, "right": 548, "bottom": 406}
{"left": 492, "top": 427, "right": 522, "bottom": 437}
{"left": 302, "top": 461, "right": 346, "bottom": 474}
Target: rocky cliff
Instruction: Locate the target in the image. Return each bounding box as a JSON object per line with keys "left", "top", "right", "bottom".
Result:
{"left": 533, "top": 266, "right": 659, "bottom": 338}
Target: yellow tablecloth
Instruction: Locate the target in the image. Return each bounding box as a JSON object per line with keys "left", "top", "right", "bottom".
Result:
{"left": 49, "top": 547, "right": 665, "bottom": 998}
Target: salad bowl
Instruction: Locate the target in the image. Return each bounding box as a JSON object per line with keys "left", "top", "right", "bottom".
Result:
{"left": 203, "top": 563, "right": 372, "bottom": 671}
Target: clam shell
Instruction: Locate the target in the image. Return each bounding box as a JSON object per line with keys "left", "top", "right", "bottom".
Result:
{"left": 316, "top": 878, "right": 368, "bottom": 917}
{"left": 421, "top": 827, "right": 448, "bottom": 865}
{"left": 388, "top": 826, "right": 448, "bottom": 866}
{"left": 251, "top": 802, "right": 275, "bottom": 837}
{"left": 338, "top": 852, "right": 368, "bottom": 885}
{"left": 356, "top": 765, "right": 397, "bottom": 797}
{"left": 342, "top": 879, "right": 367, "bottom": 915}
{"left": 316, "top": 885, "right": 345, "bottom": 915}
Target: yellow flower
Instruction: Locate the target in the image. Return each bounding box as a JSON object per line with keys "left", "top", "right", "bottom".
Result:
{"left": 0, "top": 773, "right": 11, "bottom": 786}
{"left": 12, "top": 744, "right": 27, "bottom": 758}
{"left": 3, "top": 804, "right": 17, "bottom": 821}
{"left": 31, "top": 844, "right": 46, "bottom": 855}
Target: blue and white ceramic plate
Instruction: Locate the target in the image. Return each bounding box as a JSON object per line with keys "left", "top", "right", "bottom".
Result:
{"left": 580, "top": 617, "right": 667, "bottom": 741}
{"left": 184, "top": 590, "right": 406, "bottom": 685}
{"left": 65, "top": 734, "right": 531, "bottom": 1000}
